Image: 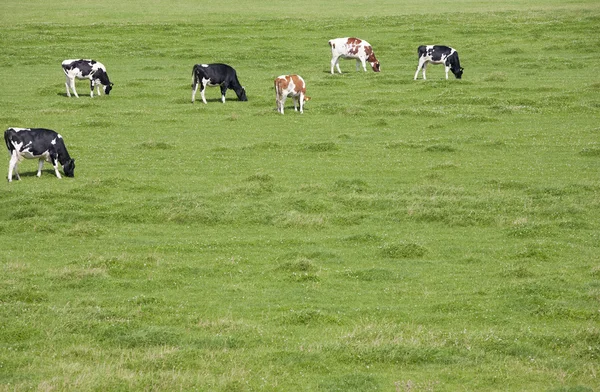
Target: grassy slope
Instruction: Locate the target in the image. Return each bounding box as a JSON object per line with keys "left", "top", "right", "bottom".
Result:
{"left": 1, "top": 1, "right": 599, "bottom": 391}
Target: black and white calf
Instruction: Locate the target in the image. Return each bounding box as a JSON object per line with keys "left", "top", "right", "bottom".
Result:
{"left": 191, "top": 63, "right": 248, "bottom": 104}
{"left": 414, "top": 46, "right": 463, "bottom": 80}
{"left": 62, "top": 59, "right": 113, "bottom": 98}
{"left": 5, "top": 128, "right": 75, "bottom": 182}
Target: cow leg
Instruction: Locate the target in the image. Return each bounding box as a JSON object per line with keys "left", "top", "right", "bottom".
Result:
{"left": 422, "top": 63, "right": 428, "bottom": 80}
{"left": 335, "top": 59, "right": 343, "bottom": 74}
{"left": 414, "top": 61, "right": 423, "bottom": 80}
{"left": 37, "top": 159, "right": 44, "bottom": 177}
{"left": 96, "top": 81, "right": 102, "bottom": 96}
{"left": 220, "top": 85, "right": 227, "bottom": 103}
{"left": 50, "top": 155, "right": 62, "bottom": 179}
{"left": 69, "top": 77, "right": 79, "bottom": 98}
{"left": 200, "top": 80, "right": 208, "bottom": 104}
{"left": 279, "top": 95, "right": 286, "bottom": 114}
{"left": 331, "top": 55, "right": 342, "bottom": 74}
{"left": 200, "top": 86, "right": 207, "bottom": 104}
{"left": 7, "top": 153, "right": 19, "bottom": 182}
{"left": 358, "top": 59, "right": 367, "bottom": 72}
{"left": 65, "top": 76, "right": 72, "bottom": 97}
{"left": 8, "top": 152, "right": 21, "bottom": 182}
{"left": 90, "top": 80, "right": 95, "bottom": 98}
{"left": 445, "top": 65, "right": 450, "bottom": 80}
{"left": 298, "top": 93, "right": 304, "bottom": 114}
{"left": 192, "top": 81, "right": 199, "bottom": 103}
{"left": 276, "top": 94, "right": 284, "bottom": 114}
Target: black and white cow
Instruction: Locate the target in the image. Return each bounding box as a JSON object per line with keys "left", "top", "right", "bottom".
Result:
{"left": 62, "top": 59, "right": 113, "bottom": 98}
{"left": 414, "top": 45, "right": 463, "bottom": 80}
{"left": 191, "top": 63, "right": 248, "bottom": 104}
{"left": 5, "top": 128, "right": 75, "bottom": 182}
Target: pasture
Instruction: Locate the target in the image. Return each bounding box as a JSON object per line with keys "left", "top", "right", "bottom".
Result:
{"left": 1, "top": 0, "right": 599, "bottom": 390}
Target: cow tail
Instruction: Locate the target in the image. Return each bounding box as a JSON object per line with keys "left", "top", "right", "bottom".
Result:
{"left": 4, "top": 130, "right": 9, "bottom": 152}
{"left": 192, "top": 65, "right": 198, "bottom": 87}
{"left": 4, "top": 129, "right": 13, "bottom": 153}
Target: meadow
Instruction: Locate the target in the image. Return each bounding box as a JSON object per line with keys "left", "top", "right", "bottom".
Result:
{"left": 1, "top": 0, "right": 599, "bottom": 390}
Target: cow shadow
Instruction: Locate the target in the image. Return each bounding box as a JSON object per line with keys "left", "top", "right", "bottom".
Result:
{"left": 272, "top": 107, "right": 309, "bottom": 113}
{"left": 9, "top": 172, "right": 39, "bottom": 180}
{"left": 12, "top": 169, "right": 58, "bottom": 179}
{"left": 57, "top": 92, "right": 82, "bottom": 98}
{"left": 192, "top": 98, "right": 246, "bottom": 104}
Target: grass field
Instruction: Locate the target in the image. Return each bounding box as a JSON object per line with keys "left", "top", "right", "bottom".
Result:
{"left": 1, "top": 0, "right": 599, "bottom": 390}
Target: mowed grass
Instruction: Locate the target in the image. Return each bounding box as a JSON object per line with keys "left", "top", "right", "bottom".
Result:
{"left": 1, "top": 0, "right": 599, "bottom": 390}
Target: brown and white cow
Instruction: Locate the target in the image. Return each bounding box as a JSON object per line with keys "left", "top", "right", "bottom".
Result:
{"left": 274, "top": 75, "right": 310, "bottom": 114}
{"left": 329, "top": 37, "right": 380, "bottom": 74}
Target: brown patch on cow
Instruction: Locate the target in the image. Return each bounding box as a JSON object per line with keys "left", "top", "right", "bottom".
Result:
{"left": 346, "top": 37, "right": 362, "bottom": 46}
{"left": 274, "top": 75, "right": 290, "bottom": 92}
{"left": 364, "top": 46, "right": 380, "bottom": 72}
{"left": 365, "top": 46, "right": 379, "bottom": 63}
{"left": 346, "top": 37, "right": 363, "bottom": 55}
{"left": 290, "top": 75, "right": 305, "bottom": 94}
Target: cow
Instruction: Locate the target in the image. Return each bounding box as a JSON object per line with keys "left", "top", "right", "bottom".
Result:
{"left": 274, "top": 75, "right": 310, "bottom": 115}
{"left": 414, "top": 45, "right": 463, "bottom": 80}
{"left": 62, "top": 59, "right": 113, "bottom": 98}
{"left": 191, "top": 63, "right": 248, "bottom": 104}
{"left": 329, "top": 37, "right": 380, "bottom": 74}
{"left": 5, "top": 127, "right": 75, "bottom": 182}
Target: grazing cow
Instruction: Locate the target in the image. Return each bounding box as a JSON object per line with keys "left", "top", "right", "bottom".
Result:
{"left": 274, "top": 75, "right": 310, "bottom": 114}
{"left": 414, "top": 45, "right": 463, "bottom": 80}
{"left": 191, "top": 63, "right": 248, "bottom": 104}
{"left": 5, "top": 128, "right": 75, "bottom": 182}
{"left": 329, "top": 37, "right": 380, "bottom": 74}
{"left": 62, "top": 59, "right": 113, "bottom": 98}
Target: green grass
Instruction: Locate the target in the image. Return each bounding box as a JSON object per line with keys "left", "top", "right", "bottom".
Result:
{"left": 1, "top": 0, "right": 599, "bottom": 390}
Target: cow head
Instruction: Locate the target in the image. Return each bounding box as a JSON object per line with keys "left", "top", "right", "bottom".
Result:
{"left": 453, "top": 67, "right": 464, "bottom": 79}
{"left": 63, "top": 159, "right": 75, "bottom": 177}
{"left": 237, "top": 87, "right": 248, "bottom": 101}
{"left": 365, "top": 47, "right": 380, "bottom": 72}
{"left": 104, "top": 83, "right": 114, "bottom": 95}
